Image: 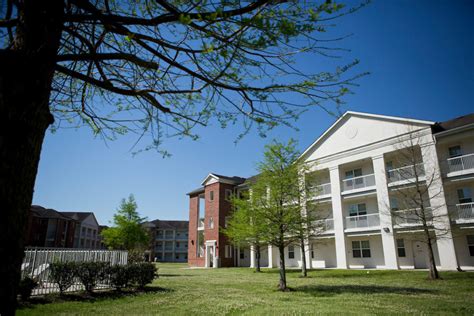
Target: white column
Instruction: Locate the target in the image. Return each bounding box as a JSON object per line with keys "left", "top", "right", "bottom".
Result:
{"left": 329, "top": 166, "right": 347, "bottom": 268}
{"left": 268, "top": 245, "right": 273, "bottom": 268}
{"left": 250, "top": 245, "right": 256, "bottom": 268}
{"left": 372, "top": 155, "right": 399, "bottom": 269}
{"left": 421, "top": 141, "right": 458, "bottom": 270}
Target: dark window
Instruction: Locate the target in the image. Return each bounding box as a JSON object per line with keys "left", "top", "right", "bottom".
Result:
{"left": 209, "top": 191, "right": 214, "bottom": 201}
{"left": 467, "top": 235, "right": 474, "bottom": 256}
{"left": 240, "top": 249, "right": 245, "bottom": 259}
{"left": 457, "top": 188, "right": 473, "bottom": 204}
{"left": 352, "top": 240, "right": 371, "bottom": 258}
{"left": 397, "top": 239, "right": 406, "bottom": 257}
{"left": 448, "top": 145, "right": 462, "bottom": 158}
{"left": 288, "top": 245, "right": 295, "bottom": 259}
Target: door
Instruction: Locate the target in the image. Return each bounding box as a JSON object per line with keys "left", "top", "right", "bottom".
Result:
{"left": 413, "top": 241, "right": 427, "bottom": 269}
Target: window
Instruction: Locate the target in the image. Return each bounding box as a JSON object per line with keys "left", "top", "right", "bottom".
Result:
{"left": 82, "top": 227, "right": 86, "bottom": 234}
{"left": 349, "top": 203, "right": 367, "bottom": 217}
{"left": 448, "top": 145, "right": 462, "bottom": 158}
{"left": 397, "top": 239, "right": 406, "bottom": 257}
{"left": 240, "top": 249, "right": 245, "bottom": 259}
{"left": 176, "top": 242, "right": 180, "bottom": 248}
{"left": 467, "top": 235, "right": 474, "bottom": 256}
{"left": 209, "top": 217, "right": 214, "bottom": 229}
{"left": 225, "top": 216, "right": 230, "bottom": 228}
{"left": 288, "top": 245, "right": 295, "bottom": 259}
{"left": 225, "top": 245, "right": 233, "bottom": 258}
{"left": 176, "top": 255, "right": 179, "bottom": 260}
{"left": 352, "top": 240, "right": 371, "bottom": 258}
{"left": 345, "top": 168, "right": 363, "bottom": 186}
{"left": 457, "top": 188, "right": 473, "bottom": 204}
{"left": 225, "top": 189, "right": 232, "bottom": 201}
{"left": 209, "top": 190, "right": 214, "bottom": 201}
{"left": 310, "top": 244, "right": 314, "bottom": 259}
{"left": 386, "top": 161, "right": 393, "bottom": 179}
{"left": 390, "top": 198, "right": 399, "bottom": 211}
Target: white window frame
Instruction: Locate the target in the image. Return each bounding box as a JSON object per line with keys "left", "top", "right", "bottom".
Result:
{"left": 352, "top": 240, "right": 371, "bottom": 258}
{"left": 209, "top": 217, "right": 214, "bottom": 229}
{"left": 288, "top": 245, "right": 295, "bottom": 259}
{"left": 209, "top": 190, "right": 214, "bottom": 201}
{"left": 225, "top": 189, "right": 232, "bottom": 201}
{"left": 349, "top": 203, "right": 367, "bottom": 217}
{"left": 396, "top": 239, "right": 406, "bottom": 257}
{"left": 225, "top": 216, "right": 230, "bottom": 228}
{"left": 225, "top": 245, "right": 233, "bottom": 258}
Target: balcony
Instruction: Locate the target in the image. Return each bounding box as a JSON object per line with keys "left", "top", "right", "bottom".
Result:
{"left": 451, "top": 203, "right": 474, "bottom": 223}
{"left": 387, "top": 163, "right": 425, "bottom": 184}
{"left": 345, "top": 213, "right": 380, "bottom": 230}
{"left": 393, "top": 208, "right": 432, "bottom": 227}
{"left": 342, "top": 174, "right": 375, "bottom": 193}
{"left": 314, "top": 218, "right": 334, "bottom": 233}
{"left": 309, "top": 183, "right": 331, "bottom": 199}
{"left": 445, "top": 153, "right": 474, "bottom": 176}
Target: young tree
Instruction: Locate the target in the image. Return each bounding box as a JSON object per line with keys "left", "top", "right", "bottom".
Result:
{"left": 102, "top": 194, "right": 149, "bottom": 256}
{"left": 0, "top": 0, "right": 367, "bottom": 311}
{"left": 249, "top": 139, "right": 306, "bottom": 291}
{"left": 223, "top": 191, "right": 267, "bottom": 272}
{"left": 386, "top": 131, "right": 453, "bottom": 280}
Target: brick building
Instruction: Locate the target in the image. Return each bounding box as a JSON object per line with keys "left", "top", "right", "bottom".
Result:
{"left": 25, "top": 205, "right": 76, "bottom": 248}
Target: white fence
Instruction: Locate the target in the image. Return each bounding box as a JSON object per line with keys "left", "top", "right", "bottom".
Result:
{"left": 21, "top": 248, "right": 128, "bottom": 296}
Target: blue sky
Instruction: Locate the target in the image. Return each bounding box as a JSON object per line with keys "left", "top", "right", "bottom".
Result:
{"left": 33, "top": 0, "right": 474, "bottom": 225}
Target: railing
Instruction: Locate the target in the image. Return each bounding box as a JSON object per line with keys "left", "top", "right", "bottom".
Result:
{"left": 387, "top": 163, "right": 425, "bottom": 183}
{"left": 309, "top": 183, "right": 331, "bottom": 197}
{"left": 345, "top": 213, "right": 380, "bottom": 229}
{"left": 342, "top": 174, "right": 375, "bottom": 191}
{"left": 21, "top": 248, "right": 128, "bottom": 296}
{"left": 314, "top": 218, "right": 334, "bottom": 232}
{"left": 393, "top": 208, "right": 432, "bottom": 226}
{"left": 446, "top": 153, "right": 474, "bottom": 173}
{"left": 452, "top": 203, "right": 474, "bottom": 221}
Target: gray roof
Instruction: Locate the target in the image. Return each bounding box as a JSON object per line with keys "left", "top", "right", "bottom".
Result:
{"left": 186, "top": 186, "right": 205, "bottom": 196}
{"left": 433, "top": 113, "right": 474, "bottom": 133}
{"left": 150, "top": 219, "right": 189, "bottom": 230}
{"left": 61, "top": 212, "right": 94, "bottom": 222}
{"left": 31, "top": 205, "right": 74, "bottom": 221}
{"left": 209, "top": 173, "right": 246, "bottom": 184}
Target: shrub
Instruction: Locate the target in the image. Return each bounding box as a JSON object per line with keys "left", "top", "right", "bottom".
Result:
{"left": 49, "top": 262, "right": 76, "bottom": 294}
{"left": 129, "top": 263, "right": 157, "bottom": 289}
{"left": 75, "top": 262, "right": 109, "bottom": 294}
{"left": 18, "top": 276, "right": 38, "bottom": 301}
{"left": 108, "top": 265, "right": 131, "bottom": 291}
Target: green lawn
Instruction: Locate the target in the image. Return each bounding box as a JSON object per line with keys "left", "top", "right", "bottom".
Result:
{"left": 18, "top": 263, "right": 474, "bottom": 315}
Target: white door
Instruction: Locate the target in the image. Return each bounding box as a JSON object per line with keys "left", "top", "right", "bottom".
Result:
{"left": 413, "top": 241, "right": 427, "bottom": 269}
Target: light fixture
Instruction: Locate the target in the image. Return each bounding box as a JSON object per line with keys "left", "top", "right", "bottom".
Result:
{"left": 383, "top": 227, "right": 390, "bottom": 233}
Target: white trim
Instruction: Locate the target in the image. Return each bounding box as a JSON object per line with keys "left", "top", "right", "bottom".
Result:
{"left": 299, "top": 111, "right": 434, "bottom": 162}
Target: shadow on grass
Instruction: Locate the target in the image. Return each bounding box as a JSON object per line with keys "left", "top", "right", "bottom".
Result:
{"left": 159, "top": 274, "right": 193, "bottom": 277}
{"left": 18, "top": 286, "right": 173, "bottom": 309}
{"left": 294, "top": 284, "right": 436, "bottom": 297}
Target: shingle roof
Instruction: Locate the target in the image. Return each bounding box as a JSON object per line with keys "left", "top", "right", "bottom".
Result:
{"left": 150, "top": 219, "right": 189, "bottom": 230}
{"left": 31, "top": 205, "right": 74, "bottom": 221}
{"left": 186, "top": 186, "right": 205, "bottom": 196}
{"left": 433, "top": 113, "right": 474, "bottom": 133}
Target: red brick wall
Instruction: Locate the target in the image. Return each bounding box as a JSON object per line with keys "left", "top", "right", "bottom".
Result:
{"left": 188, "top": 194, "right": 205, "bottom": 267}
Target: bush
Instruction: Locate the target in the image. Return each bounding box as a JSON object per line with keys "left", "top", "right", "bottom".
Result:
{"left": 49, "top": 262, "right": 76, "bottom": 294}
{"left": 75, "top": 262, "right": 109, "bottom": 294}
{"left": 108, "top": 265, "right": 131, "bottom": 291}
{"left": 129, "top": 263, "right": 157, "bottom": 289}
{"left": 18, "top": 276, "right": 38, "bottom": 301}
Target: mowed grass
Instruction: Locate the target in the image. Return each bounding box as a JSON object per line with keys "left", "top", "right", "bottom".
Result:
{"left": 18, "top": 263, "right": 474, "bottom": 315}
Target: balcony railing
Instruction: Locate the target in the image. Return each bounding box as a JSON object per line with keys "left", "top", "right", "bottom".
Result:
{"left": 342, "top": 174, "right": 375, "bottom": 192}
{"left": 393, "top": 208, "right": 432, "bottom": 226}
{"left": 452, "top": 203, "right": 474, "bottom": 221}
{"left": 387, "top": 163, "right": 425, "bottom": 183}
{"left": 314, "top": 218, "right": 334, "bottom": 232}
{"left": 446, "top": 153, "right": 474, "bottom": 173}
{"left": 309, "top": 183, "right": 331, "bottom": 197}
{"left": 345, "top": 213, "right": 380, "bottom": 229}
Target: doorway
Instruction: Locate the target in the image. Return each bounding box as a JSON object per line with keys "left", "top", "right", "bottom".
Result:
{"left": 412, "top": 241, "right": 427, "bottom": 269}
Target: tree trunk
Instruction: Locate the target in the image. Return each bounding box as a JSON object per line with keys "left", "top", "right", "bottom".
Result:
{"left": 255, "top": 244, "right": 261, "bottom": 272}
{"left": 300, "top": 239, "right": 307, "bottom": 277}
{"left": 0, "top": 1, "right": 64, "bottom": 314}
{"left": 278, "top": 244, "right": 287, "bottom": 291}
{"left": 426, "top": 236, "right": 440, "bottom": 280}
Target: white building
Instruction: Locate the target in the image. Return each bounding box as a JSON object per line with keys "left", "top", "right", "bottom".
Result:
{"left": 190, "top": 111, "right": 474, "bottom": 270}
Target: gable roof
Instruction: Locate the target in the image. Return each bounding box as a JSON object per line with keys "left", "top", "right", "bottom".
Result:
{"left": 60, "top": 212, "right": 99, "bottom": 226}
{"left": 299, "top": 111, "right": 435, "bottom": 161}
{"left": 200, "top": 173, "right": 246, "bottom": 186}
{"left": 31, "top": 205, "right": 74, "bottom": 221}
